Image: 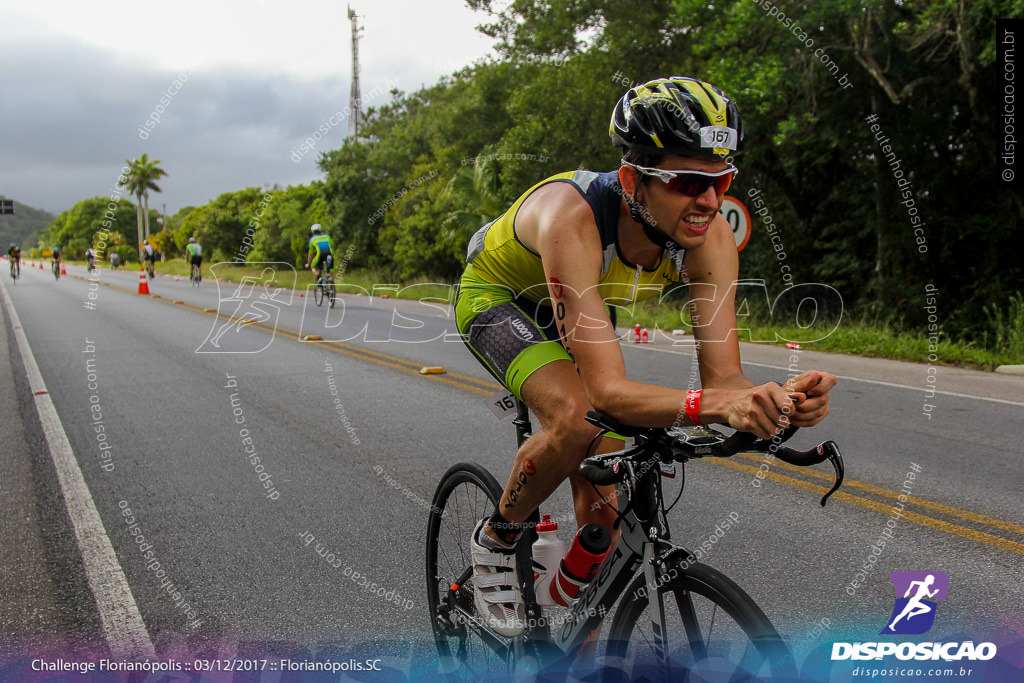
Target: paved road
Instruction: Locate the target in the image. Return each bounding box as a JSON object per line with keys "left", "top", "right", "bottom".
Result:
{"left": 2, "top": 261, "right": 1022, "bottom": 673}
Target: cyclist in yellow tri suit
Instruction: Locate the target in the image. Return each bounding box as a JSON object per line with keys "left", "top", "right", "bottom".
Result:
{"left": 456, "top": 77, "right": 838, "bottom": 636}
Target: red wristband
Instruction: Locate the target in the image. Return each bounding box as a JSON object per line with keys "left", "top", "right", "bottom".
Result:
{"left": 684, "top": 390, "right": 702, "bottom": 425}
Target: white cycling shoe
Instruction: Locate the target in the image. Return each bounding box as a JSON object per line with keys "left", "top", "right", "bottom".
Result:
{"left": 470, "top": 519, "right": 525, "bottom": 637}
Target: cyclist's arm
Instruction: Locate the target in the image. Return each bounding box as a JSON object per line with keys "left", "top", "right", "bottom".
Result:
{"left": 684, "top": 221, "right": 835, "bottom": 428}
{"left": 684, "top": 216, "right": 755, "bottom": 391}
{"left": 527, "top": 186, "right": 813, "bottom": 438}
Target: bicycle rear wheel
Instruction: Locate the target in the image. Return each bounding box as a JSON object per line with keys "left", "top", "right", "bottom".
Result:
{"left": 604, "top": 561, "right": 790, "bottom": 681}
{"left": 313, "top": 279, "right": 324, "bottom": 306}
{"left": 425, "top": 462, "right": 508, "bottom": 677}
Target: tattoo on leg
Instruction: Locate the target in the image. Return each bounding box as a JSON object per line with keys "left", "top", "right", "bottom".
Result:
{"left": 504, "top": 458, "right": 536, "bottom": 509}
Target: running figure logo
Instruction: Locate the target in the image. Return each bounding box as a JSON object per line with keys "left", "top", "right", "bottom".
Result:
{"left": 881, "top": 571, "right": 949, "bottom": 635}
{"left": 196, "top": 263, "right": 296, "bottom": 354}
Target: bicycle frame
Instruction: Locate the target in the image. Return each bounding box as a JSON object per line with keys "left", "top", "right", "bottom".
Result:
{"left": 504, "top": 401, "right": 684, "bottom": 661}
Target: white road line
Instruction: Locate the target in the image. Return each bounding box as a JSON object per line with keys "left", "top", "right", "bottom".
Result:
{"left": 0, "top": 280, "right": 156, "bottom": 658}
{"left": 622, "top": 341, "right": 1024, "bottom": 408}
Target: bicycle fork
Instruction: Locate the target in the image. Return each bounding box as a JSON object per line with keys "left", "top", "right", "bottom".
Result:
{"left": 641, "top": 528, "right": 672, "bottom": 673}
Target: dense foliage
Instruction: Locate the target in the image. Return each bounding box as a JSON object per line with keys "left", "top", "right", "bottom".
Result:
{"left": 45, "top": 197, "right": 141, "bottom": 261}
{"left": 316, "top": 0, "right": 1022, "bottom": 341}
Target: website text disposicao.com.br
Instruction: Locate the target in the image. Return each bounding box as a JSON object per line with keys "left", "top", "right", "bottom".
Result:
{"left": 834, "top": 640, "right": 996, "bottom": 679}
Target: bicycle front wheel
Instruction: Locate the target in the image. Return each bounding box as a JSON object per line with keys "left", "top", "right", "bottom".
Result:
{"left": 604, "top": 561, "right": 790, "bottom": 681}
{"left": 425, "top": 462, "right": 507, "bottom": 677}
{"left": 327, "top": 278, "right": 336, "bottom": 308}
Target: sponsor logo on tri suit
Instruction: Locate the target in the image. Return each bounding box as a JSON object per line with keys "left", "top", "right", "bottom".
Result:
{"left": 509, "top": 316, "right": 536, "bottom": 341}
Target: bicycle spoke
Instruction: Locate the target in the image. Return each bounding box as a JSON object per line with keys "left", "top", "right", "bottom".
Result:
{"left": 607, "top": 564, "right": 788, "bottom": 679}
{"left": 427, "top": 465, "right": 507, "bottom": 677}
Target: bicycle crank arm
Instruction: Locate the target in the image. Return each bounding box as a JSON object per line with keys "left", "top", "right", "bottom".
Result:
{"left": 448, "top": 605, "right": 512, "bottom": 649}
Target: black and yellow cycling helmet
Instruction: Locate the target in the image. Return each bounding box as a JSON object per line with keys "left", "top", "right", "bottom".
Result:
{"left": 610, "top": 77, "right": 743, "bottom": 159}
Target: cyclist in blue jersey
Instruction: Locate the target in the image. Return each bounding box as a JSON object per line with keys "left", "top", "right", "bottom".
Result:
{"left": 305, "top": 224, "right": 334, "bottom": 279}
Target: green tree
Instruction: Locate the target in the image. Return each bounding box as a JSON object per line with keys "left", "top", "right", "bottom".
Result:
{"left": 179, "top": 188, "right": 266, "bottom": 262}
{"left": 46, "top": 197, "right": 139, "bottom": 258}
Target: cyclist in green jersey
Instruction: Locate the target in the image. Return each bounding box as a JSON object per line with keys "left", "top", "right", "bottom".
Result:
{"left": 186, "top": 237, "right": 203, "bottom": 281}
{"left": 305, "top": 224, "right": 334, "bottom": 279}
{"left": 456, "top": 77, "right": 838, "bottom": 636}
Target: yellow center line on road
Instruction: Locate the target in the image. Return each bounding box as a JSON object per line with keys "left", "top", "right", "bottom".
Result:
{"left": 82, "top": 273, "right": 1024, "bottom": 554}
{"left": 85, "top": 274, "right": 500, "bottom": 396}
{"left": 713, "top": 458, "right": 1024, "bottom": 557}
{"left": 735, "top": 453, "right": 1024, "bottom": 538}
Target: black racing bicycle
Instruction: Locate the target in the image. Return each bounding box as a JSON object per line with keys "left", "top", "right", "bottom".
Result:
{"left": 9, "top": 258, "right": 19, "bottom": 283}
{"left": 426, "top": 400, "right": 844, "bottom": 680}
{"left": 51, "top": 258, "right": 60, "bottom": 281}
{"left": 190, "top": 261, "right": 202, "bottom": 287}
{"left": 313, "top": 258, "right": 336, "bottom": 308}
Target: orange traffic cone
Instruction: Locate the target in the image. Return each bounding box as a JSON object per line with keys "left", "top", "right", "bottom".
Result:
{"left": 137, "top": 268, "right": 150, "bottom": 295}
{"left": 60, "top": 263, "right": 67, "bottom": 276}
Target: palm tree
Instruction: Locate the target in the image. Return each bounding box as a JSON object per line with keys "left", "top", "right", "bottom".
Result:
{"left": 119, "top": 154, "right": 167, "bottom": 258}
{"left": 439, "top": 153, "right": 505, "bottom": 252}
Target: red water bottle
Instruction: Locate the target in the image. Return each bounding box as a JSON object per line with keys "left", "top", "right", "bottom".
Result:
{"left": 550, "top": 523, "right": 611, "bottom": 607}
{"left": 633, "top": 324, "right": 641, "bottom": 343}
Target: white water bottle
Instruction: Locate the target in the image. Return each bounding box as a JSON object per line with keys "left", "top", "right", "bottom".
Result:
{"left": 531, "top": 514, "right": 566, "bottom": 606}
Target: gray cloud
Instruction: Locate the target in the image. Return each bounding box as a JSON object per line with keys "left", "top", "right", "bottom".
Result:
{"left": 0, "top": 33, "right": 408, "bottom": 214}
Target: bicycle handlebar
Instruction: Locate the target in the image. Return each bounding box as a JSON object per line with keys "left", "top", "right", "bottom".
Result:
{"left": 580, "top": 411, "right": 845, "bottom": 506}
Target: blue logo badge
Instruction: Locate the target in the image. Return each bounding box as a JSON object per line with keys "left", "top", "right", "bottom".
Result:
{"left": 881, "top": 571, "right": 949, "bottom": 635}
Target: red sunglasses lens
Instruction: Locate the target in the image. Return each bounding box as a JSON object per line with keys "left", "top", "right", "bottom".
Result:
{"left": 666, "top": 172, "right": 732, "bottom": 196}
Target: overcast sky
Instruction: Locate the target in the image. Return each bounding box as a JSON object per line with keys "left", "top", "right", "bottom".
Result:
{"left": 0, "top": 0, "right": 499, "bottom": 215}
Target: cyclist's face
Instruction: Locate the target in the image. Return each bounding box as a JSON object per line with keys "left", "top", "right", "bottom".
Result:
{"left": 635, "top": 155, "right": 732, "bottom": 248}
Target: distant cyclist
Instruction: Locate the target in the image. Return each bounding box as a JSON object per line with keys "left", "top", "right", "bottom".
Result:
{"left": 186, "top": 237, "right": 203, "bottom": 282}
{"left": 51, "top": 246, "right": 61, "bottom": 268}
{"left": 85, "top": 247, "right": 97, "bottom": 273}
{"left": 142, "top": 240, "right": 156, "bottom": 277}
{"left": 304, "top": 224, "right": 334, "bottom": 281}
{"left": 7, "top": 243, "right": 20, "bottom": 279}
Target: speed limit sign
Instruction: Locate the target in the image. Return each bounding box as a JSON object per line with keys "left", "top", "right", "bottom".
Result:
{"left": 719, "top": 196, "right": 751, "bottom": 252}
